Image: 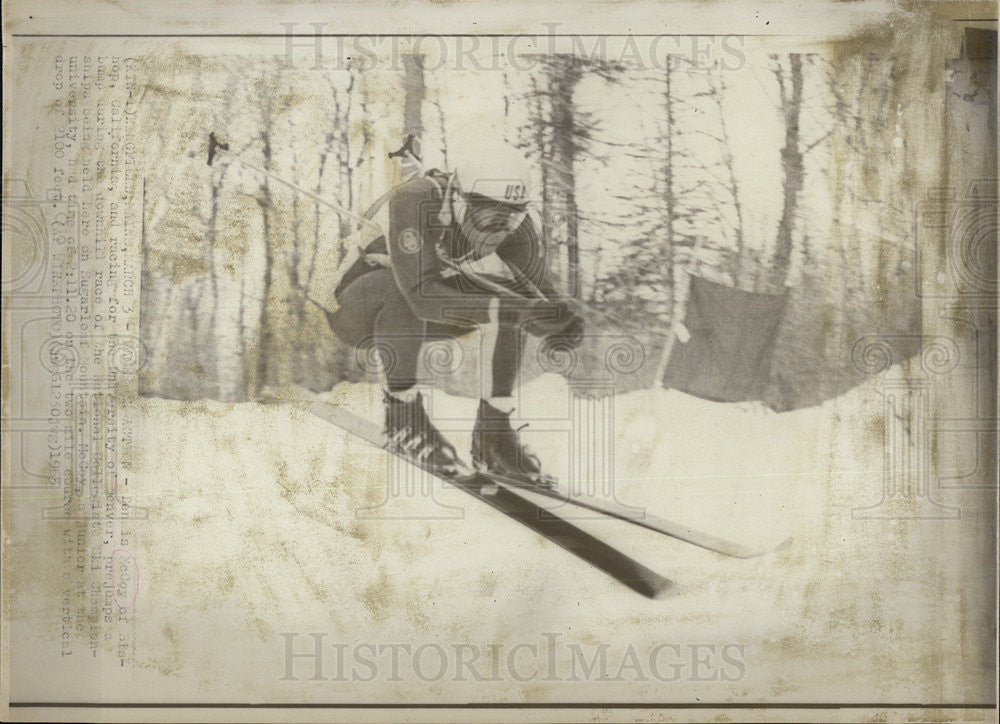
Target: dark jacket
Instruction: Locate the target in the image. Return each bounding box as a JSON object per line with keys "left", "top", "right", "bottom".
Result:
{"left": 335, "top": 173, "right": 557, "bottom": 326}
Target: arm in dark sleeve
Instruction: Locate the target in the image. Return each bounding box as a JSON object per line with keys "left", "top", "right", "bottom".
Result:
{"left": 496, "top": 214, "right": 561, "bottom": 301}
{"left": 387, "top": 182, "right": 493, "bottom": 325}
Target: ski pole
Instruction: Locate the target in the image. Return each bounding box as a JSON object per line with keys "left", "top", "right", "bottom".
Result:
{"left": 206, "top": 132, "right": 386, "bottom": 236}
{"left": 205, "top": 133, "right": 670, "bottom": 337}
{"left": 384, "top": 136, "right": 644, "bottom": 326}
{"left": 504, "top": 257, "right": 678, "bottom": 338}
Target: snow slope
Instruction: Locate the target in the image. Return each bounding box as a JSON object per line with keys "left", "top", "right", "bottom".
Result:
{"left": 8, "top": 371, "right": 988, "bottom": 707}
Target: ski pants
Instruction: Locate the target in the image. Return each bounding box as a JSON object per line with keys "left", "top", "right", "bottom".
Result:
{"left": 327, "top": 268, "right": 522, "bottom": 396}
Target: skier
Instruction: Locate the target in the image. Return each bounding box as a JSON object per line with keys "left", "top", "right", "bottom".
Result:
{"left": 326, "top": 143, "right": 583, "bottom": 481}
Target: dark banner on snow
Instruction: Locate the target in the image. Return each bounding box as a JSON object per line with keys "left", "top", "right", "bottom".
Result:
{"left": 662, "top": 276, "right": 789, "bottom": 403}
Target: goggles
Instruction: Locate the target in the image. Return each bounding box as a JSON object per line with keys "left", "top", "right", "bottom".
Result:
{"left": 462, "top": 193, "right": 529, "bottom": 233}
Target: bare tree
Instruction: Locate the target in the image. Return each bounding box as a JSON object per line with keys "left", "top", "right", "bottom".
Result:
{"left": 251, "top": 74, "right": 276, "bottom": 395}
{"left": 662, "top": 61, "right": 676, "bottom": 317}
{"left": 510, "top": 55, "right": 640, "bottom": 299}
{"left": 549, "top": 57, "right": 583, "bottom": 295}
{"left": 402, "top": 54, "right": 425, "bottom": 140}
{"left": 771, "top": 53, "right": 804, "bottom": 289}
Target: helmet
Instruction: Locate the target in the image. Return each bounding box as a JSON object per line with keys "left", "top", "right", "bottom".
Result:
{"left": 454, "top": 144, "right": 532, "bottom": 206}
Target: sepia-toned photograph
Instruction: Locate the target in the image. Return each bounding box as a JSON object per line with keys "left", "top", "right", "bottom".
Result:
{"left": 2, "top": 2, "right": 997, "bottom": 722}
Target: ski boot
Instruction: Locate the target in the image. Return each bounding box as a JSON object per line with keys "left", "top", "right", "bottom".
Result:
{"left": 384, "top": 391, "right": 465, "bottom": 477}
{"left": 471, "top": 400, "right": 554, "bottom": 488}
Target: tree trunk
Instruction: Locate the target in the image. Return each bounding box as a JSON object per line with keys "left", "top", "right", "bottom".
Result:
{"left": 254, "top": 124, "right": 274, "bottom": 396}
{"left": 338, "top": 72, "right": 357, "bottom": 242}
{"left": 663, "top": 63, "right": 676, "bottom": 321}
{"left": 527, "top": 73, "right": 553, "bottom": 280}
{"left": 773, "top": 54, "right": 804, "bottom": 288}
{"left": 402, "top": 54, "right": 425, "bottom": 141}
{"left": 549, "top": 58, "right": 582, "bottom": 297}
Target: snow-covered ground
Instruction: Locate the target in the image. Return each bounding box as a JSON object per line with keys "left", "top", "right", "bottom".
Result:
{"left": 8, "top": 371, "right": 992, "bottom": 708}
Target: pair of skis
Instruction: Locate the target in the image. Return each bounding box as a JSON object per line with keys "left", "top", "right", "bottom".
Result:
{"left": 289, "top": 397, "right": 789, "bottom": 599}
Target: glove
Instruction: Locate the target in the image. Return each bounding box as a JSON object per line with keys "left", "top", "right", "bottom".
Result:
{"left": 524, "top": 301, "right": 585, "bottom": 348}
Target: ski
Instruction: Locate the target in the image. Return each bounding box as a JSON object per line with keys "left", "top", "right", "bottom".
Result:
{"left": 291, "top": 397, "right": 674, "bottom": 599}
{"left": 473, "top": 469, "right": 791, "bottom": 559}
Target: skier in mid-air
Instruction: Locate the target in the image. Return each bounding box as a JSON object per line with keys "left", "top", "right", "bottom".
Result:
{"left": 327, "top": 143, "right": 583, "bottom": 482}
